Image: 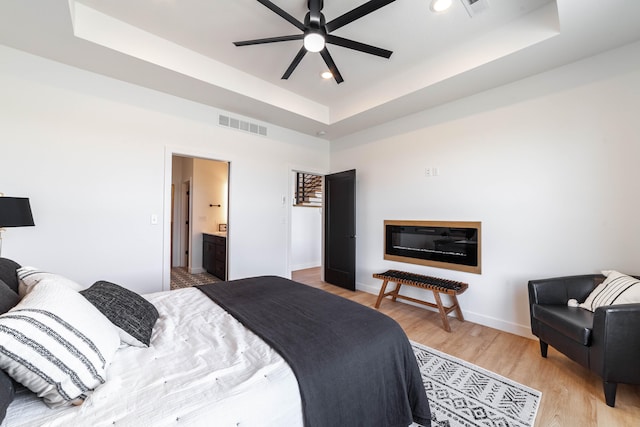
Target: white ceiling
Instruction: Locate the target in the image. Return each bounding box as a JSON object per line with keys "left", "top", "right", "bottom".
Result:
{"left": 1, "top": 0, "right": 640, "bottom": 139}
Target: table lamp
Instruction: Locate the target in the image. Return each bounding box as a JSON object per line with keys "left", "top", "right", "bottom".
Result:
{"left": 0, "top": 196, "right": 35, "bottom": 257}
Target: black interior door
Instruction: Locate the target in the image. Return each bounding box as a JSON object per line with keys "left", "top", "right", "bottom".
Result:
{"left": 324, "top": 169, "right": 356, "bottom": 291}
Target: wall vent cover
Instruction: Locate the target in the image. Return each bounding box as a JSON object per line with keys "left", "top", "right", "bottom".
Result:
{"left": 461, "top": 0, "right": 489, "bottom": 17}
{"left": 218, "top": 114, "right": 267, "bottom": 136}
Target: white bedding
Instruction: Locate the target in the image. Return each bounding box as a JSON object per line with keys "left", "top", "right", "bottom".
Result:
{"left": 2, "top": 287, "right": 304, "bottom": 427}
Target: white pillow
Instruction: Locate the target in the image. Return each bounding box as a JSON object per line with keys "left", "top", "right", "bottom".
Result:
{"left": 17, "top": 266, "right": 84, "bottom": 297}
{"left": 579, "top": 270, "right": 640, "bottom": 312}
{"left": 0, "top": 281, "right": 120, "bottom": 407}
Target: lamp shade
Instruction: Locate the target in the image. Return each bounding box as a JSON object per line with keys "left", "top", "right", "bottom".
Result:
{"left": 0, "top": 197, "right": 35, "bottom": 227}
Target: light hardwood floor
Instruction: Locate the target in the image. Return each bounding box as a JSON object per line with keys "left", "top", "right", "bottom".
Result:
{"left": 292, "top": 268, "right": 640, "bottom": 427}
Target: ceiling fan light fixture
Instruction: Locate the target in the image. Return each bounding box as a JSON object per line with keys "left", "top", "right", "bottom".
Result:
{"left": 321, "top": 71, "right": 333, "bottom": 79}
{"left": 430, "top": 0, "right": 452, "bottom": 12}
{"left": 303, "top": 31, "right": 325, "bottom": 53}
{"left": 234, "top": 0, "right": 396, "bottom": 83}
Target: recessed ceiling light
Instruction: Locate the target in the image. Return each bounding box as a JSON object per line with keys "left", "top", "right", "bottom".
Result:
{"left": 321, "top": 71, "right": 333, "bottom": 79}
{"left": 430, "top": 0, "right": 452, "bottom": 12}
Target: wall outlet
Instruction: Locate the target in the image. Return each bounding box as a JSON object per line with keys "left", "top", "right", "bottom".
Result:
{"left": 425, "top": 167, "right": 440, "bottom": 177}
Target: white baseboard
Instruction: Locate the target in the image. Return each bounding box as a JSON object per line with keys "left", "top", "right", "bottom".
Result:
{"left": 291, "top": 262, "right": 321, "bottom": 271}
{"left": 462, "top": 311, "right": 535, "bottom": 339}
{"left": 356, "top": 281, "right": 535, "bottom": 340}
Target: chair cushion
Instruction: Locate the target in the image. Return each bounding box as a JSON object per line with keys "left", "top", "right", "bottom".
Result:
{"left": 532, "top": 304, "right": 594, "bottom": 346}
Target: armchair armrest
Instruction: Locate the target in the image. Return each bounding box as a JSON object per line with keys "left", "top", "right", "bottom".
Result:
{"left": 591, "top": 304, "right": 640, "bottom": 383}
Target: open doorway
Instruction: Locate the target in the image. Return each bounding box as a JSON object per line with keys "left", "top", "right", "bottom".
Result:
{"left": 290, "top": 171, "right": 323, "bottom": 284}
{"left": 289, "top": 169, "right": 357, "bottom": 290}
{"left": 170, "top": 155, "right": 229, "bottom": 290}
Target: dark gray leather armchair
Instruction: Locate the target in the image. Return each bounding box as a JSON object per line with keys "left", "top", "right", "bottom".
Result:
{"left": 528, "top": 274, "right": 640, "bottom": 407}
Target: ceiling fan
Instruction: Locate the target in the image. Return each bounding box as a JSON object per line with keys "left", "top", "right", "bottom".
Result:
{"left": 233, "top": 0, "right": 396, "bottom": 84}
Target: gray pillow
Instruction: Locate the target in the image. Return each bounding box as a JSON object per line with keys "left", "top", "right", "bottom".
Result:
{"left": 0, "top": 279, "right": 19, "bottom": 315}
{"left": 0, "top": 259, "right": 20, "bottom": 294}
{"left": 0, "top": 369, "right": 15, "bottom": 423}
{"left": 0, "top": 277, "right": 17, "bottom": 422}
{"left": 80, "top": 281, "right": 159, "bottom": 347}
{"left": 0, "top": 265, "right": 19, "bottom": 422}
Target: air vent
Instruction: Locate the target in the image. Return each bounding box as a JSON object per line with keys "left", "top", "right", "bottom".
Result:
{"left": 461, "top": 0, "right": 489, "bottom": 17}
{"left": 218, "top": 114, "right": 267, "bottom": 137}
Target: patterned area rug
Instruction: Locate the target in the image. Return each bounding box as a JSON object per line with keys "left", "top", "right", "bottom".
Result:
{"left": 411, "top": 341, "right": 541, "bottom": 427}
{"left": 170, "top": 267, "right": 220, "bottom": 290}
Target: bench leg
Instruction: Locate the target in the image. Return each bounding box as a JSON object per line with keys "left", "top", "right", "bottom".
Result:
{"left": 451, "top": 294, "right": 464, "bottom": 322}
{"left": 391, "top": 282, "right": 402, "bottom": 302}
{"left": 432, "top": 291, "right": 452, "bottom": 332}
{"left": 374, "top": 280, "right": 389, "bottom": 308}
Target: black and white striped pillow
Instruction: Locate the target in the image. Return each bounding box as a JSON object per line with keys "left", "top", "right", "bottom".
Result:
{"left": 17, "top": 266, "right": 84, "bottom": 297}
{"left": 0, "top": 281, "right": 120, "bottom": 407}
{"left": 579, "top": 270, "right": 640, "bottom": 312}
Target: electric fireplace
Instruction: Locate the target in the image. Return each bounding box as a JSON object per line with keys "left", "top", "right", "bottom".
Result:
{"left": 384, "top": 220, "right": 481, "bottom": 274}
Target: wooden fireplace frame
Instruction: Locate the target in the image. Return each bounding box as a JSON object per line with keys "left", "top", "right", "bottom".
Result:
{"left": 384, "top": 220, "right": 482, "bottom": 274}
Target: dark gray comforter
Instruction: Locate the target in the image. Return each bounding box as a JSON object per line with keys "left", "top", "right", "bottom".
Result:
{"left": 198, "top": 276, "right": 431, "bottom": 427}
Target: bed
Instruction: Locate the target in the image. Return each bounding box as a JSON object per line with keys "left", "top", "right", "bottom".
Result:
{"left": 0, "top": 258, "right": 431, "bottom": 427}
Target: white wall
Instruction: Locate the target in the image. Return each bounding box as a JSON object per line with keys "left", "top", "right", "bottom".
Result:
{"left": 290, "top": 171, "right": 323, "bottom": 271}
{"left": 190, "top": 158, "right": 228, "bottom": 273}
{"left": 291, "top": 205, "right": 322, "bottom": 271}
{"left": 195, "top": 158, "right": 228, "bottom": 235}
{"left": 0, "top": 45, "right": 329, "bottom": 294}
{"left": 330, "top": 41, "right": 640, "bottom": 337}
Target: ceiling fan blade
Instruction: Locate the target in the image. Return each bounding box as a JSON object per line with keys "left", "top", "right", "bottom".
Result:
{"left": 320, "top": 48, "right": 344, "bottom": 84}
{"left": 257, "top": 0, "right": 306, "bottom": 31}
{"left": 326, "top": 0, "right": 396, "bottom": 33}
{"left": 282, "top": 46, "right": 308, "bottom": 80}
{"left": 234, "top": 34, "right": 304, "bottom": 47}
{"left": 326, "top": 34, "right": 392, "bottom": 58}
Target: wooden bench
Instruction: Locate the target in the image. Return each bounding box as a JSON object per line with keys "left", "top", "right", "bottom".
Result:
{"left": 373, "top": 270, "right": 468, "bottom": 332}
